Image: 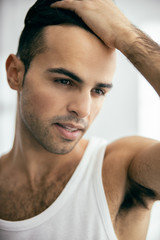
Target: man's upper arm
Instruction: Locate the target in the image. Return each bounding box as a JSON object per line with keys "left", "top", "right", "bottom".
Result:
{"left": 128, "top": 136, "right": 160, "bottom": 200}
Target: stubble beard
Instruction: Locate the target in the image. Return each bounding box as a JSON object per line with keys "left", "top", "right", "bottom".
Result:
{"left": 20, "top": 110, "right": 87, "bottom": 155}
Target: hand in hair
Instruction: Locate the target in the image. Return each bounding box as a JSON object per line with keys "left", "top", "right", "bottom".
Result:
{"left": 51, "top": 0, "right": 132, "bottom": 49}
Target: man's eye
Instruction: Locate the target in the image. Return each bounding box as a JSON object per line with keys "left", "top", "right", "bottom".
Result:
{"left": 92, "top": 88, "right": 105, "bottom": 96}
{"left": 55, "top": 78, "right": 72, "bottom": 86}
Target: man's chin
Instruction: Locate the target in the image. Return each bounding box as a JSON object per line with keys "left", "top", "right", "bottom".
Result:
{"left": 40, "top": 136, "right": 81, "bottom": 155}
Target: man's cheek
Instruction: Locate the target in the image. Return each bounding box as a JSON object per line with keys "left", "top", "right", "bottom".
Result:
{"left": 31, "top": 93, "right": 54, "bottom": 112}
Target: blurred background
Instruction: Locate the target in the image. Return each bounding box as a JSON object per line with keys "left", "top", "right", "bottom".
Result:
{"left": 0, "top": 0, "right": 160, "bottom": 239}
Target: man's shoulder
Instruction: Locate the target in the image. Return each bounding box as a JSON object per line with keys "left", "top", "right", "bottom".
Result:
{"left": 0, "top": 153, "right": 6, "bottom": 167}
{"left": 0, "top": 152, "right": 13, "bottom": 179}
{"left": 0, "top": 152, "right": 10, "bottom": 164}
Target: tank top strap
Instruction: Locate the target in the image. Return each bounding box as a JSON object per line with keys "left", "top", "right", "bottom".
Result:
{"left": 91, "top": 138, "right": 118, "bottom": 240}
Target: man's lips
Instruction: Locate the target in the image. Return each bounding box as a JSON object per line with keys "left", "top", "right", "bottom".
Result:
{"left": 53, "top": 122, "right": 84, "bottom": 140}
{"left": 55, "top": 123, "right": 84, "bottom": 132}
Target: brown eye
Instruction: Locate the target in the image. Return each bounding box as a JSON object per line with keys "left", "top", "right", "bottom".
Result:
{"left": 54, "top": 78, "right": 72, "bottom": 86}
{"left": 92, "top": 88, "right": 105, "bottom": 96}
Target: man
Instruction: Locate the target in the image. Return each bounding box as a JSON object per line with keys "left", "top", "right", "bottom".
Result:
{"left": 0, "top": 0, "right": 160, "bottom": 239}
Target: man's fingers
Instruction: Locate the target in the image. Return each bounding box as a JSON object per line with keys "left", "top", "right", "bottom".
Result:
{"left": 51, "top": 0, "right": 86, "bottom": 21}
{"left": 51, "top": 0, "right": 78, "bottom": 11}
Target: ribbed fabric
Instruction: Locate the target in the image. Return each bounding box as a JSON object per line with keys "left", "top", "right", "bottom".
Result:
{"left": 0, "top": 137, "right": 117, "bottom": 240}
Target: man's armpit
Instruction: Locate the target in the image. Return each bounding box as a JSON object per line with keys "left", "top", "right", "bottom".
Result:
{"left": 119, "top": 177, "right": 156, "bottom": 211}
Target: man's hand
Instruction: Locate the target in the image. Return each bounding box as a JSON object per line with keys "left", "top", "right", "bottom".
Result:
{"left": 51, "top": 0, "right": 133, "bottom": 49}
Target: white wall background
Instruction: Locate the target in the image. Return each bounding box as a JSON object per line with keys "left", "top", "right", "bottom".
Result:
{"left": 0, "top": 0, "right": 160, "bottom": 239}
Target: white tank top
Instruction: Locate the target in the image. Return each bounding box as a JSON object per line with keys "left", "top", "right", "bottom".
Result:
{"left": 0, "top": 137, "right": 117, "bottom": 240}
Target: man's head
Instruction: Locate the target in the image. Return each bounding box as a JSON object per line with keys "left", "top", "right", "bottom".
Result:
{"left": 16, "top": 0, "right": 95, "bottom": 74}
{"left": 6, "top": 0, "right": 116, "bottom": 154}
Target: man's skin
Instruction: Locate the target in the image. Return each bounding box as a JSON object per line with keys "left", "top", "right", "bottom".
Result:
{"left": 0, "top": 0, "right": 160, "bottom": 239}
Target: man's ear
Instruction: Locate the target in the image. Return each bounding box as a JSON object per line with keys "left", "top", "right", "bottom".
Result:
{"left": 6, "top": 54, "right": 25, "bottom": 91}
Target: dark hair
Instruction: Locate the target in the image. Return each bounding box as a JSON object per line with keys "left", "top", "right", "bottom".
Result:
{"left": 16, "top": 0, "right": 94, "bottom": 73}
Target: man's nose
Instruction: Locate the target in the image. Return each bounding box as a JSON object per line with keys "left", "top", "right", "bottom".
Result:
{"left": 67, "top": 91, "right": 91, "bottom": 119}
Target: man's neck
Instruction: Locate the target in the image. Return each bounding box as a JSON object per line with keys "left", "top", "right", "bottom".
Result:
{"left": 8, "top": 137, "right": 84, "bottom": 187}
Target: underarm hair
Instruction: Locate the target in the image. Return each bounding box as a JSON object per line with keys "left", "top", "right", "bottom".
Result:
{"left": 119, "top": 176, "right": 156, "bottom": 211}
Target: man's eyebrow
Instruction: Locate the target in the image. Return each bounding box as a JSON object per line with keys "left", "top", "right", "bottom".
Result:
{"left": 47, "top": 67, "right": 83, "bottom": 83}
{"left": 96, "top": 83, "right": 113, "bottom": 89}
{"left": 47, "top": 67, "right": 113, "bottom": 89}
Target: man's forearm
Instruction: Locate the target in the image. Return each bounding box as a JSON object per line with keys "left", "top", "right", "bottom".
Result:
{"left": 117, "top": 25, "right": 160, "bottom": 96}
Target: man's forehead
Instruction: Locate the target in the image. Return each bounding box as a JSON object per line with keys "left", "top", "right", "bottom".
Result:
{"left": 43, "top": 24, "right": 116, "bottom": 60}
{"left": 41, "top": 25, "right": 116, "bottom": 83}
{"left": 44, "top": 24, "right": 108, "bottom": 51}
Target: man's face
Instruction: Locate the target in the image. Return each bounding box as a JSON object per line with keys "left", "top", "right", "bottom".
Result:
{"left": 19, "top": 25, "right": 116, "bottom": 154}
